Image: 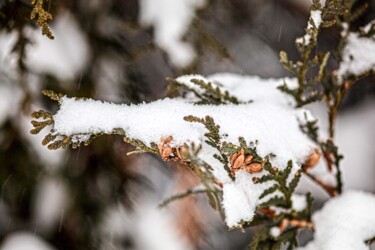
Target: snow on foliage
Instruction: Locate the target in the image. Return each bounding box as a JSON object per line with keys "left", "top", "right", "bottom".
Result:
{"left": 337, "top": 28, "right": 375, "bottom": 82}
{"left": 298, "top": 190, "right": 375, "bottom": 250}
{"left": 0, "top": 12, "right": 89, "bottom": 81}
{"left": 296, "top": 9, "right": 322, "bottom": 46}
{"left": 42, "top": 73, "right": 317, "bottom": 227}
{"left": 138, "top": 0, "right": 206, "bottom": 68}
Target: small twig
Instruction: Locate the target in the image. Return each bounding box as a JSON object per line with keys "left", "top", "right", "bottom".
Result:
{"left": 325, "top": 81, "right": 350, "bottom": 193}
{"left": 279, "top": 218, "right": 314, "bottom": 233}
{"left": 158, "top": 188, "right": 221, "bottom": 208}
{"left": 303, "top": 171, "right": 337, "bottom": 197}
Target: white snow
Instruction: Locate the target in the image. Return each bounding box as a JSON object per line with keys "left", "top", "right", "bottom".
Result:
{"left": 175, "top": 73, "right": 298, "bottom": 106}
{"left": 207, "top": 73, "right": 298, "bottom": 105}
{"left": 139, "top": 0, "right": 206, "bottom": 68}
{"left": 363, "top": 20, "right": 375, "bottom": 33}
{"left": 291, "top": 194, "right": 307, "bottom": 212}
{"left": 310, "top": 10, "right": 322, "bottom": 28}
{"left": 298, "top": 190, "right": 375, "bottom": 250}
{"left": 337, "top": 31, "right": 375, "bottom": 82}
{"left": 222, "top": 170, "right": 275, "bottom": 228}
{"left": 45, "top": 73, "right": 316, "bottom": 227}
{"left": 270, "top": 226, "right": 281, "bottom": 238}
{"left": 296, "top": 9, "right": 322, "bottom": 46}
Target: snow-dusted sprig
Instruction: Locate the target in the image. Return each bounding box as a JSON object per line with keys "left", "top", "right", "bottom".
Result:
{"left": 299, "top": 191, "right": 375, "bottom": 250}
{"left": 167, "top": 77, "right": 241, "bottom": 105}
{"left": 31, "top": 90, "right": 159, "bottom": 153}
{"left": 248, "top": 192, "right": 314, "bottom": 250}
{"left": 30, "top": 78, "right": 318, "bottom": 228}
{"left": 279, "top": 0, "right": 348, "bottom": 107}
{"left": 256, "top": 161, "right": 301, "bottom": 209}
{"left": 277, "top": 0, "right": 375, "bottom": 197}
{"left": 183, "top": 115, "right": 234, "bottom": 180}
{"left": 216, "top": 138, "right": 315, "bottom": 248}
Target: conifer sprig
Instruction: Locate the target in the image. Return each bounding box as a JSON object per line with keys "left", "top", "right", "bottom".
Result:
{"left": 30, "top": 0, "right": 54, "bottom": 39}
{"left": 167, "top": 77, "right": 241, "bottom": 105}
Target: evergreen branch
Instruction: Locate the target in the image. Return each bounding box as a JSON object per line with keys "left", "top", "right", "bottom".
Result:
{"left": 184, "top": 115, "right": 233, "bottom": 180}
{"left": 167, "top": 77, "right": 241, "bottom": 105}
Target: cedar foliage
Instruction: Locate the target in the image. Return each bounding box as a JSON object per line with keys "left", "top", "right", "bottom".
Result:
{"left": 1, "top": 0, "right": 375, "bottom": 249}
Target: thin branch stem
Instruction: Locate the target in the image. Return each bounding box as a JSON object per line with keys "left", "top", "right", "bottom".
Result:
{"left": 303, "top": 171, "right": 337, "bottom": 197}
{"left": 158, "top": 188, "right": 221, "bottom": 208}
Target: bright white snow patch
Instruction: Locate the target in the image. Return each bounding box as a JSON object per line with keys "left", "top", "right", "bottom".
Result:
{"left": 48, "top": 73, "right": 316, "bottom": 227}
{"left": 310, "top": 10, "right": 322, "bottom": 28}
{"left": 291, "top": 194, "right": 307, "bottom": 212}
{"left": 222, "top": 170, "right": 274, "bottom": 227}
{"left": 139, "top": 0, "right": 206, "bottom": 68}
{"left": 299, "top": 191, "right": 375, "bottom": 250}
{"left": 270, "top": 226, "right": 281, "bottom": 238}
{"left": 208, "top": 73, "right": 298, "bottom": 105}
{"left": 296, "top": 9, "right": 322, "bottom": 46}
{"left": 337, "top": 32, "right": 375, "bottom": 82}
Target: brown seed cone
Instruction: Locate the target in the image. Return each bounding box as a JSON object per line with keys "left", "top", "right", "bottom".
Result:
{"left": 158, "top": 143, "right": 164, "bottom": 155}
{"left": 162, "top": 146, "right": 173, "bottom": 160}
{"left": 230, "top": 151, "right": 240, "bottom": 166}
{"left": 159, "top": 136, "right": 178, "bottom": 161}
{"left": 279, "top": 219, "right": 289, "bottom": 232}
{"left": 247, "top": 162, "right": 262, "bottom": 173}
{"left": 165, "top": 135, "right": 173, "bottom": 143}
{"left": 233, "top": 154, "right": 245, "bottom": 169}
{"left": 244, "top": 154, "right": 253, "bottom": 164}
{"left": 304, "top": 148, "right": 321, "bottom": 169}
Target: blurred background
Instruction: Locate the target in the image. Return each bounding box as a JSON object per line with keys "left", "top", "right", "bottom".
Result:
{"left": 0, "top": 0, "right": 375, "bottom": 249}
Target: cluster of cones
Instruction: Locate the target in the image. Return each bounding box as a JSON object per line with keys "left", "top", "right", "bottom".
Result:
{"left": 159, "top": 135, "right": 322, "bottom": 179}
{"left": 229, "top": 149, "right": 262, "bottom": 175}
{"left": 303, "top": 148, "right": 321, "bottom": 170}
